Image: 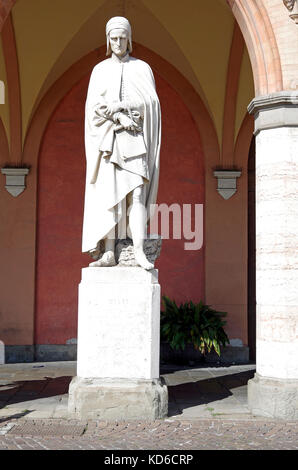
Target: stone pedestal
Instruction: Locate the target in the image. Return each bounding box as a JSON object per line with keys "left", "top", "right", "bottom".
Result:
{"left": 247, "top": 92, "right": 298, "bottom": 420}
{"left": 68, "top": 267, "right": 168, "bottom": 420}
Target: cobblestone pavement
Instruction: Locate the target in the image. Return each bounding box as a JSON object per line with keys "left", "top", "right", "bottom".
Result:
{"left": 0, "top": 362, "right": 297, "bottom": 450}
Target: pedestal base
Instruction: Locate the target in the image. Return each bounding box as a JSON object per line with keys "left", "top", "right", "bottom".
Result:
{"left": 248, "top": 373, "right": 298, "bottom": 420}
{"left": 68, "top": 267, "right": 168, "bottom": 420}
{"left": 68, "top": 376, "right": 168, "bottom": 420}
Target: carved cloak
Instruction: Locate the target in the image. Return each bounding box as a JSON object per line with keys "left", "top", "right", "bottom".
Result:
{"left": 82, "top": 54, "right": 161, "bottom": 253}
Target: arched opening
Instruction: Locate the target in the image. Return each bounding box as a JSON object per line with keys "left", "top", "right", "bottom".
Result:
{"left": 0, "top": 0, "right": 271, "bottom": 365}
{"left": 35, "top": 54, "right": 205, "bottom": 346}
{"left": 226, "top": 0, "right": 282, "bottom": 94}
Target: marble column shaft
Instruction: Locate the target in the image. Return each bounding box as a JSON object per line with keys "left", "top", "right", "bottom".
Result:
{"left": 247, "top": 92, "right": 298, "bottom": 419}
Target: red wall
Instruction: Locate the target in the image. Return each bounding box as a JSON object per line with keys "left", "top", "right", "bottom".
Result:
{"left": 35, "top": 70, "right": 205, "bottom": 345}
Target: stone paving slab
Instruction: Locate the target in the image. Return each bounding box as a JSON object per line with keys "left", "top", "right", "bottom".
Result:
{"left": 0, "top": 418, "right": 297, "bottom": 450}
{"left": 0, "top": 361, "right": 257, "bottom": 420}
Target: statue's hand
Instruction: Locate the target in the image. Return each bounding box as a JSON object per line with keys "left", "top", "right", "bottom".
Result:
{"left": 104, "top": 101, "right": 123, "bottom": 117}
{"left": 118, "top": 113, "right": 140, "bottom": 131}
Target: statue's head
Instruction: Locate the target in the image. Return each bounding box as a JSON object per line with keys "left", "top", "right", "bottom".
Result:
{"left": 106, "top": 16, "right": 132, "bottom": 57}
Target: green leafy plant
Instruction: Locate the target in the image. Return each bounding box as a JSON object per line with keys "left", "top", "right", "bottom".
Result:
{"left": 160, "top": 296, "right": 230, "bottom": 356}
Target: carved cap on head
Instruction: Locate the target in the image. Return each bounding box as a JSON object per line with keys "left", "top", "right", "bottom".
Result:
{"left": 106, "top": 16, "right": 131, "bottom": 36}
{"left": 106, "top": 16, "right": 132, "bottom": 55}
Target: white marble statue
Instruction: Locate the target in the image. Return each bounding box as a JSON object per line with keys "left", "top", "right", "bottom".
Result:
{"left": 82, "top": 16, "right": 161, "bottom": 270}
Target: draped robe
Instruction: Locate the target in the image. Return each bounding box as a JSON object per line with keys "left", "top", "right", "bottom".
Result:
{"left": 82, "top": 53, "right": 161, "bottom": 253}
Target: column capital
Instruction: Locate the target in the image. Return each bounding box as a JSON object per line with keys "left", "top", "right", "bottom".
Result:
{"left": 248, "top": 92, "right": 298, "bottom": 134}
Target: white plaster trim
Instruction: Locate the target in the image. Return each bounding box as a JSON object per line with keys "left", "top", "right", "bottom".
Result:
{"left": 213, "top": 170, "right": 242, "bottom": 200}
{"left": 248, "top": 92, "right": 298, "bottom": 113}
{"left": 248, "top": 92, "right": 298, "bottom": 134}
{"left": 1, "top": 168, "right": 30, "bottom": 197}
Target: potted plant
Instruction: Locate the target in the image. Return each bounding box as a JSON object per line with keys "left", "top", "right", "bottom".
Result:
{"left": 160, "top": 296, "right": 230, "bottom": 364}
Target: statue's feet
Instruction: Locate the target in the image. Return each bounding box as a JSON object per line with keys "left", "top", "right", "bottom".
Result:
{"left": 134, "top": 247, "right": 154, "bottom": 270}
{"left": 89, "top": 250, "right": 116, "bottom": 267}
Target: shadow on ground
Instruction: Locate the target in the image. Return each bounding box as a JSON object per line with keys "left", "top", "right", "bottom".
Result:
{"left": 0, "top": 364, "right": 256, "bottom": 419}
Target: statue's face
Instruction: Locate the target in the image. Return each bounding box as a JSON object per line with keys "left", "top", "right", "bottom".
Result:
{"left": 109, "top": 28, "right": 129, "bottom": 57}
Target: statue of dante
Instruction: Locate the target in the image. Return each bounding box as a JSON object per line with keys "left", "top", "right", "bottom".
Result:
{"left": 82, "top": 16, "right": 161, "bottom": 270}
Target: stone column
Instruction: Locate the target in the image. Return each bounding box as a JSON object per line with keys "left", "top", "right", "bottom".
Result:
{"left": 247, "top": 92, "right": 298, "bottom": 420}
{"left": 68, "top": 267, "right": 168, "bottom": 420}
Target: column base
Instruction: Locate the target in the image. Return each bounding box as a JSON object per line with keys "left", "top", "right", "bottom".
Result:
{"left": 68, "top": 376, "right": 168, "bottom": 420}
{"left": 248, "top": 373, "right": 298, "bottom": 420}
